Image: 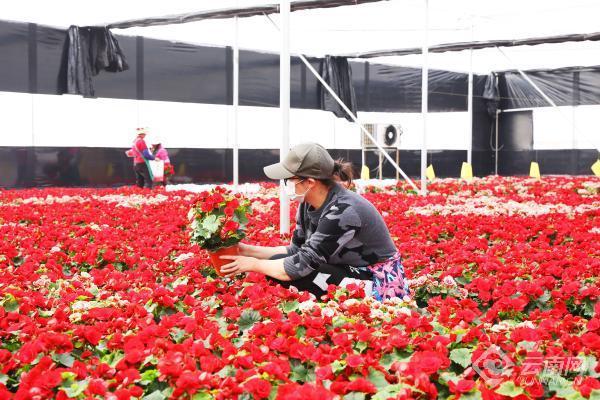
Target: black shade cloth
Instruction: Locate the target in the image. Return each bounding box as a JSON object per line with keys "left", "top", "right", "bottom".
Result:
{"left": 319, "top": 56, "right": 357, "bottom": 121}
{"left": 482, "top": 73, "right": 500, "bottom": 117}
{"left": 64, "top": 26, "right": 129, "bottom": 97}
{"left": 106, "top": 0, "right": 386, "bottom": 30}
{"left": 498, "top": 66, "right": 600, "bottom": 109}
{"left": 346, "top": 31, "right": 600, "bottom": 58}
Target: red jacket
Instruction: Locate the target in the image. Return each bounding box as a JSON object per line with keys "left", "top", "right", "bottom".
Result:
{"left": 132, "top": 137, "right": 150, "bottom": 165}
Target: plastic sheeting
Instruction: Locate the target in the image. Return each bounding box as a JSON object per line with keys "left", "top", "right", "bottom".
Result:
{"left": 64, "top": 26, "right": 128, "bottom": 96}
{"left": 5, "top": 19, "right": 600, "bottom": 114}
{"left": 319, "top": 56, "right": 356, "bottom": 121}
{"left": 482, "top": 73, "right": 500, "bottom": 117}
{"left": 498, "top": 66, "right": 600, "bottom": 109}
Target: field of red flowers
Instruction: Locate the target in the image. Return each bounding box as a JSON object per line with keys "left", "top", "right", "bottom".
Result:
{"left": 0, "top": 176, "right": 599, "bottom": 400}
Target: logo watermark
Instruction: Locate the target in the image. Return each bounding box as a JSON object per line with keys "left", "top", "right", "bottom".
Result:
{"left": 472, "top": 345, "right": 595, "bottom": 387}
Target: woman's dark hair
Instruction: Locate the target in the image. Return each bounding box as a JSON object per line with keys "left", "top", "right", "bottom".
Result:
{"left": 320, "top": 158, "right": 354, "bottom": 187}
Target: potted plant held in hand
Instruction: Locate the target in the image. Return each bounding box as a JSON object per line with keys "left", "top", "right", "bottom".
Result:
{"left": 188, "top": 188, "right": 252, "bottom": 275}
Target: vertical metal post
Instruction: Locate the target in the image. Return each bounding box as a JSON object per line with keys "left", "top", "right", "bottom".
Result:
{"left": 279, "top": 0, "right": 291, "bottom": 235}
{"left": 396, "top": 149, "right": 400, "bottom": 181}
{"left": 467, "top": 22, "right": 474, "bottom": 165}
{"left": 420, "top": 0, "right": 429, "bottom": 195}
{"left": 495, "top": 109, "right": 500, "bottom": 175}
{"left": 233, "top": 14, "right": 240, "bottom": 188}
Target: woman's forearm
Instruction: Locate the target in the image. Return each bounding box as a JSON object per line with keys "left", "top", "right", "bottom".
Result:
{"left": 242, "top": 244, "right": 288, "bottom": 259}
{"left": 254, "top": 258, "right": 292, "bottom": 281}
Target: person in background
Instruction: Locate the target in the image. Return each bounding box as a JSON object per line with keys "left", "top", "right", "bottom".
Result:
{"left": 125, "top": 127, "right": 155, "bottom": 189}
{"left": 151, "top": 137, "right": 172, "bottom": 185}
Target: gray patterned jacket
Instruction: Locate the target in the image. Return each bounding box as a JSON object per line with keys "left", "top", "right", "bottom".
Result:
{"left": 283, "top": 183, "right": 397, "bottom": 280}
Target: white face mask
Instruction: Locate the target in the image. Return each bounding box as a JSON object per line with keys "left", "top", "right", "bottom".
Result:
{"left": 284, "top": 179, "right": 310, "bottom": 202}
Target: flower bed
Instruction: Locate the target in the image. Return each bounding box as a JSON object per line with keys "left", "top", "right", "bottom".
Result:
{"left": 0, "top": 176, "right": 598, "bottom": 399}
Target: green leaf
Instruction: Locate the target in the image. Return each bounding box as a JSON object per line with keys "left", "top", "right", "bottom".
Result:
{"left": 495, "top": 381, "right": 524, "bottom": 397}
{"left": 201, "top": 215, "right": 221, "bottom": 235}
{"left": 170, "top": 328, "right": 187, "bottom": 343}
{"left": 537, "top": 291, "right": 551, "bottom": 304}
{"left": 282, "top": 300, "right": 299, "bottom": 313}
{"left": 548, "top": 375, "right": 577, "bottom": 397}
{"left": 61, "top": 371, "right": 77, "bottom": 381}
{"left": 2, "top": 294, "right": 19, "bottom": 312}
{"left": 439, "top": 372, "right": 460, "bottom": 385}
{"left": 380, "top": 349, "right": 411, "bottom": 369}
{"left": 216, "top": 365, "right": 236, "bottom": 378}
{"left": 54, "top": 352, "right": 76, "bottom": 368}
{"left": 192, "top": 392, "right": 213, "bottom": 400}
{"left": 355, "top": 341, "right": 368, "bottom": 353}
{"left": 142, "top": 355, "right": 158, "bottom": 367}
{"left": 290, "top": 362, "right": 315, "bottom": 383}
{"left": 589, "top": 390, "right": 600, "bottom": 400}
{"left": 143, "top": 390, "right": 167, "bottom": 400}
{"left": 101, "top": 351, "right": 124, "bottom": 368}
{"left": 584, "top": 298, "right": 596, "bottom": 318}
{"left": 332, "top": 316, "right": 349, "bottom": 328}
{"left": 461, "top": 391, "right": 483, "bottom": 400}
{"left": 580, "top": 355, "right": 600, "bottom": 377}
{"left": 238, "top": 309, "right": 261, "bottom": 331}
{"left": 0, "top": 374, "right": 8, "bottom": 385}
{"left": 368, "top": 368, "right": 389, "bottom": 390}
{"left": 140, "top": 369, "right": 160, "bottom": 385}
{"left": 295, "top": 326, "right": 307, "bottom": 339}
{"left": 516, "top": 341, "right": 538, "bottom": 351}
{"left": 450, "top": 348, "right": 473, "bottom": 368}
{"left": 373, "top": 384, "right": 411, "bottom": 400}
{"left": 332, "top": 360, "right": 346, "bottom": 374}
{"left": 343, "top": 393, "right": 366, "bottom": 400}
{"left": 62, "top": 380, "right": 89, "bottom": 398}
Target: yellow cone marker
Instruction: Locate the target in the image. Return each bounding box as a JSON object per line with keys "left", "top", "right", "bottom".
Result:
{"left": 592, "top": 160, "right": 600, "bottom": 177}
{"left": 460, "top": 162, "right": 473, "bottom": 181}
{"left": 360, "top": 165, "right": 370, "bottom": 180}
{"left": 530, "top": 161, "right": 541, "bottom": 179}
{"left": 426, "top": 164, "right": 436, "bottom": 181}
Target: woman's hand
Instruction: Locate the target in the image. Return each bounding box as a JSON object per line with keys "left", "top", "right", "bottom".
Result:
{"left": 219, "top": 255, "right": 258, "bottom": 278}
{"left": 237, "top": 242, "right": 253, "bottom": 257}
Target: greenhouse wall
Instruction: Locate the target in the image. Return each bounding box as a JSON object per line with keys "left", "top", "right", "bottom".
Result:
{"left": 0, "top": 20, "right": 597, "bottom": 188}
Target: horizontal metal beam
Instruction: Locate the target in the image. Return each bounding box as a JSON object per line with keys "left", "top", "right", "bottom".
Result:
{"left": 344, "top": 31, "right": 600, "bottom": 59}
{"left": 106, "top": 0, "right": 387, "bottom": 29}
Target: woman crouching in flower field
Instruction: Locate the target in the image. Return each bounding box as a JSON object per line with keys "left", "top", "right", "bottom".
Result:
{"left": 220, "top": 142, "right": 410, "bottom": 301}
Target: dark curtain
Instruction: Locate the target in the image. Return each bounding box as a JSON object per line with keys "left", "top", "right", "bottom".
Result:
{"left": 319, "top": 56, "right": 357, "bottom": 121}
{"left": 63, "top": 26, "right": 128, "bottom": 97}
{"left": 482, "top": 73, "right": 500, "bottom": 117}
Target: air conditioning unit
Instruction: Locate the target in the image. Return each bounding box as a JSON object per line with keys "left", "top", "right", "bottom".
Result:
{"left": 362, "top": 124, "right": 403, "bottom": 148}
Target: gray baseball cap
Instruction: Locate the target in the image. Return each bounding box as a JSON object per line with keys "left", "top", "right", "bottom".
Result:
{"left": 264, "top": 143, "right": 335, "bottom": 180}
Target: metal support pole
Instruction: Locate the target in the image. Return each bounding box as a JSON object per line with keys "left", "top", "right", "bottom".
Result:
{"left": 495, "top": 109, "right": 499, "bottom": 175}
{"left": 233, "top": 14, "right": 240, "bottom": 188}
{"left": 279, "top": 0, "right": 291, "bottom": 235}
{"left": 264, "top": 14, "right": 419, "bottom": 192}
{"left": 378, "top": 151, "right": 383, "bottom": 180}
{"left": 467, "top": 22, "right": 474, "bottom": 165}
{"left": 361, "top": 148, "right": 365, "bottom": 169}
{"left": 420, "top": 0, "right": 429, "bottom": 195}
{"left": 396, "top": 149, "right": 400, "bottom": 181}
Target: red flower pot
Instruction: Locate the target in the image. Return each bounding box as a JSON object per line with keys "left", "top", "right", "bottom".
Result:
{"left": 208, "top": 245, "right": 239, "bottom": 276}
